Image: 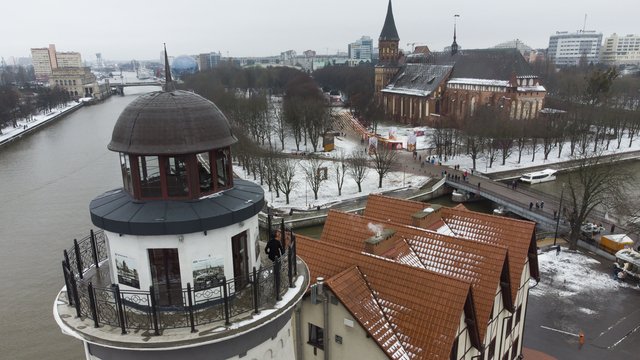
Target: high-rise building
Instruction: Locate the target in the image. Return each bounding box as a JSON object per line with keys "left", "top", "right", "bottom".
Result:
{"left": 31, "top": 44, "right": 56, "bottom": 82}
{"left": 348, "top": 36, "right": 373, "bottom": 61}
{"left": 547, "top": 31, "right": 603, "bottom": 66}
{"left": 600, "top": 33, "right": 640, "bottom": 66}
{"left": 56, "top": 52, "right": 82, "bottom": 68}
{"left": 31, "top": 44, "right": 82, "bottom": 82}
{"left": 210, "top": 51, "right": 222, "bottom": 66}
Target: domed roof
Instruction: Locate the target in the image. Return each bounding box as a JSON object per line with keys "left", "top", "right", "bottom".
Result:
{"left": 108, "top": 90, "right": 236, "bottom": 155}
{"left": 172, "top": 55, "right": 198, "bottom": 71}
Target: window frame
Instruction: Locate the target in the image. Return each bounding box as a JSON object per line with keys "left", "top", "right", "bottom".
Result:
{"left": 132, "top": 154, "right": 192, "bottom": 200}
{"left": 308, "top": 323, "right": 324, "bottom": 349}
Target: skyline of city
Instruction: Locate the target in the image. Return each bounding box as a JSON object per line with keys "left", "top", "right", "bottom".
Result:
{"left": 3, "top": 0, "right": 639, "bottom": 63}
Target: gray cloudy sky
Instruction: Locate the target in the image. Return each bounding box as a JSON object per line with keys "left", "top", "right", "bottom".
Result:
{"left": 3, "top": 0, "right": 639, "bottom": 63}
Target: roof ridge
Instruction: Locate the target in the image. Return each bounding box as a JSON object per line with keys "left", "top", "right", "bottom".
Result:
{"left": 353, "top": 264, "right": 412, "bottom": 358}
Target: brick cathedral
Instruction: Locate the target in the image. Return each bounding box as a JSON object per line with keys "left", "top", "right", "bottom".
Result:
{"left": 374, "top": 0, "right": 547, "bottom": 126}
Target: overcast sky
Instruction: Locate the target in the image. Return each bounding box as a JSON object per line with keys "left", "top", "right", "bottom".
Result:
{"left": 3, "top": 0, "right": 639, "bottom": 64}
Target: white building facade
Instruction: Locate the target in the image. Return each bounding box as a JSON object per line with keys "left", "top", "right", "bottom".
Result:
{"left": 548, "top": 31, "right": 603, "bottom": 66}
{"left": 600, "top": 33, "right": 640, "bottom": 66}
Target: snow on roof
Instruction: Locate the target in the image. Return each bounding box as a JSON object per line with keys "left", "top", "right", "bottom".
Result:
{"left": 517, "top": 85, "right": 546, "bottom": 92}
{"left": 446, "top": 78, "right": 509, "bottom": 87}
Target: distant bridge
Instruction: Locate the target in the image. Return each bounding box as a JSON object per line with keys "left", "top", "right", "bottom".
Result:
{"left": 110, "top": 82, "right": 164, "bottom": 89}
{"left": 444, "top": 179, "right": 570, "bottom": 231}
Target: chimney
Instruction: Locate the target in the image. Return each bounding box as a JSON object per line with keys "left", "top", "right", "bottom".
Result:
{"left": 411, "top": 204, "right": 444, "bottom": 229}
{"left": 317, "top": 277, "right": 324, "bottom": 296}
{"left": 364, "top": 228, "right": 397, "bottom": 256}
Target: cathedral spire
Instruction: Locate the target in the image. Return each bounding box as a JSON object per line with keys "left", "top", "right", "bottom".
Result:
{"left": 451, "top": 15, "right": 460, "bottom": 55}
{"left": 379, "top": 0, "right": 400, "bottom": 41}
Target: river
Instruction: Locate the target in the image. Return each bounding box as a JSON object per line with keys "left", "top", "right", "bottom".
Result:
{"left": 0, "top": 86, "right": 161, "bottom": 360}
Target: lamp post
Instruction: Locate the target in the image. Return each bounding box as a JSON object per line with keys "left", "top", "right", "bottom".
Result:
{"left": 554, "top": 183, "right": 565, "bottom": 246}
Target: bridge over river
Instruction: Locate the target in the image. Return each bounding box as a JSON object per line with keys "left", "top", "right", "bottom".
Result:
{"left": 443, "top": 177, "right": 616, "bottom": 234}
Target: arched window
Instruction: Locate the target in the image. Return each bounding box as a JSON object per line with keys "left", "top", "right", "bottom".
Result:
{"left": 499, "top": 99, "right": 503, "bottom": 108}
{"left": 485, "top": 98, "right": 490, "bottom": 106}
{"left": 73, "top": 80, "right": 76, "bottom": 85}
{"left": 459, "top": 95, "right": 464, "bottom": 113}
{"left": 470, "top": 97, "right": 476, "bottom": 116}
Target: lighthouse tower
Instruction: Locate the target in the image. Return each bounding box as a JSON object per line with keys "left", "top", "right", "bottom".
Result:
{"left": 54, "top": 55, "right": 309, "bottom": 359}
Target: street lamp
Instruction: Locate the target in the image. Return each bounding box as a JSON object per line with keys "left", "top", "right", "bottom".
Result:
{"left": 554, "top": 183, "right": 565, "bottom": 246}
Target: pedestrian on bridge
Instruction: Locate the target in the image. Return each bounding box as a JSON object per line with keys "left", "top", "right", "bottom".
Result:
{"left": 540, "top": 201, "right": 544, "bottom": 210}
{"left": 478, "top": 182, "right": 481, "bottom": 189}
{"left": 535, "top": 202, "right": 539, "bottom": 210}
{"left": 529, "top": 202, "right": 533, "bottom": 210}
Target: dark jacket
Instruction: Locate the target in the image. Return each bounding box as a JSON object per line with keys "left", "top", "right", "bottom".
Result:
{"left": 265, "top": 239, "right": 283, "bottom": 261}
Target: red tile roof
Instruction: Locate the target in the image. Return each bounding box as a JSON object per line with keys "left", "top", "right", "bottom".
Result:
{"left": 363, "top": 193, "right": 430, "bottom": 226}
{"left": 321, "top": 209, "right": 508, "bottom": 341}
{"left": 439, "top": 207, "right": 538, "bottom": 303}
{"left": 297, "top": 236, "right": 474, "bottom": 360}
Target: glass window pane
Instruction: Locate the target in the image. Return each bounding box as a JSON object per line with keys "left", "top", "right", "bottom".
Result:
{"left": 197, "top": 152, "right": 213, "bottom": 195}
{"left": 120, "top": 153, "right": 134, "bottom": 196}
{"left": 164, "top": 156, "right": 189, "bottom": 198}
{"left": 216, "top": 149, "right": 230, "bottom": 189}
{"left": 139, "top": 156, "right": 162, "bottom": 198}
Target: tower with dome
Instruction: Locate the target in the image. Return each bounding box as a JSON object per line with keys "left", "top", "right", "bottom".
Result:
{"left": 53, "top": 49, "right": 308, "bottom": 360}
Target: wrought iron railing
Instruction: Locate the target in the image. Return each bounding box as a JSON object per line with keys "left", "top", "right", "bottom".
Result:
{"left": 61, "top": 229, "right": 299, "bottom": 335}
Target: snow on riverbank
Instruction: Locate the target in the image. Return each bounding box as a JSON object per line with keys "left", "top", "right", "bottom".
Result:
{"left": 0, "top": 102, "right": 82, "bottom": 144}
{"left": 371, "top": 121, "right": 640, "bottom": 175}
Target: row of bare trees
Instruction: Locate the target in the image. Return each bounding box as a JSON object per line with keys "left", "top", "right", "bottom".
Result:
{"left": 429, "top": 69, "right": 640, "bottom": 171}
{"left": 0, "top": 85, "right": 71, "bottom": 134}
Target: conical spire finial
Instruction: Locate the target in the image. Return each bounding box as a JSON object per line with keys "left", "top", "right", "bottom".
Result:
{"left": 379, "top": 0, "right": 400, "bottom": 41}
{"left": 163, "top": 44, "right": 176, "bottom": 92}
{"left": 451, "top": 15, "right": 460, "bottom": 55}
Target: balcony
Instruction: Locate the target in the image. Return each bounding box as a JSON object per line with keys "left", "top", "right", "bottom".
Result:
{"left": 55, "top": 229, "right": 309, "bottom": 348}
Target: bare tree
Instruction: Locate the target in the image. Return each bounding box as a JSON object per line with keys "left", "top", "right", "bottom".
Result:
{"left": 333, "top": 152, "right": 347, "bottom": 196}
{"left": 372, "top": 145, "right": 400, "bottom": 188}
{"left": 348, "top": 148, "right": 368, "bottom": 192}
{"left": 277, "top": 158, "right": 298, "bottom": 205}
{"left": 566, "top": 148, "right": 634, "bottom": 250}
{"left": 303, "top": 155, "right": 326, "bottom": 200}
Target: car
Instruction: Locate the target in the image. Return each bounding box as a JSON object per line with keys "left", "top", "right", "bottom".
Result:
{"left": 581, "top": 222, "right": 605, "bottom": 233}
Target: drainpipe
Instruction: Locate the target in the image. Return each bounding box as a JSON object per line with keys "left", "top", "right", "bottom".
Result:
{"left": 295, "top": 302, "right": 302, "bottom": 360}
{"left": 317, "top": 277, "right": 329, "bottom": 360}
{"left": 498, "top": 308, "right": 515, "bottom": 360}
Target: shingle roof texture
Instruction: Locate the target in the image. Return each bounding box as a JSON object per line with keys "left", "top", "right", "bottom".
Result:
{"left": 298, "top": 236, "right": 473, "bottom": 360}
{"left": 385, "top": 48, "right": 535, "bottom": 95}
{"left": 108, "top": 90, "right": 236, "bottom": 155}
{"left": 439, "top": 207, "right": 537, "bottom": 303}
{"left": 363, "top": 193, "right": 430, "bottom": 226}
{"left": 379, "top": 0, "right": 400, "bottom": 41}
{"left": 322, "top": 209, "right": 508, "bottom": 341}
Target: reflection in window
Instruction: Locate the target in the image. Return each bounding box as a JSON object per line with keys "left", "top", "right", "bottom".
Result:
{"left": 139, "top": 156, "right": 162, "bottom": 198}
{"left": 164, "top": 156, "right": 188, "bottom": 197}
{"left": 308, "top": 323, "right": 324, "bottom": 349}
{"left": 216, "top": 149, "right": 230, "bottom": 188}
{"left": 197, "top": 152, "right": 213, "bottom": 194}
{"left": 120, "top": 153, "right": 134, "bottom": 196}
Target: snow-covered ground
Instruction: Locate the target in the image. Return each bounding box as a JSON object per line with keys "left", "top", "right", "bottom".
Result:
{"left": 530, "top": 249, "right": 637, "bottom": 308}
{"left": 369, "top": 121, "right": 640, "bottom": 174}
{"left": 239, "top": 132, "right": 430, "bottom": 210}
{"left": 0, "top": 101, "right": 83, "bottom": 144}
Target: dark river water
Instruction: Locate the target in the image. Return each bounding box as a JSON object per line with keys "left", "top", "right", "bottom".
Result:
{"left": 0, "top": 86, "right": 160, "bottom": 360}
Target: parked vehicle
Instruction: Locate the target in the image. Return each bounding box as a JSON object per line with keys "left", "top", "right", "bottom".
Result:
{"left": 614, "top": 248, "right": 640, "bottom": 281}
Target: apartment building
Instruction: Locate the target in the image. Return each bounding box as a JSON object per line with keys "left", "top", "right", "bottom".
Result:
{"left": 600, "top": 33, "right": 640, "bottom": 66}
{"left": 548, "top": 31, "right": 603, "bottom": 66}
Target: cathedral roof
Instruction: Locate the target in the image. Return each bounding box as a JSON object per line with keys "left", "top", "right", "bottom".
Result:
{"left": 383, "top": 48, "right": 537, "bottom": 97}
{"left": 379, "top": 0, "right": 400, "bottom": 41}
